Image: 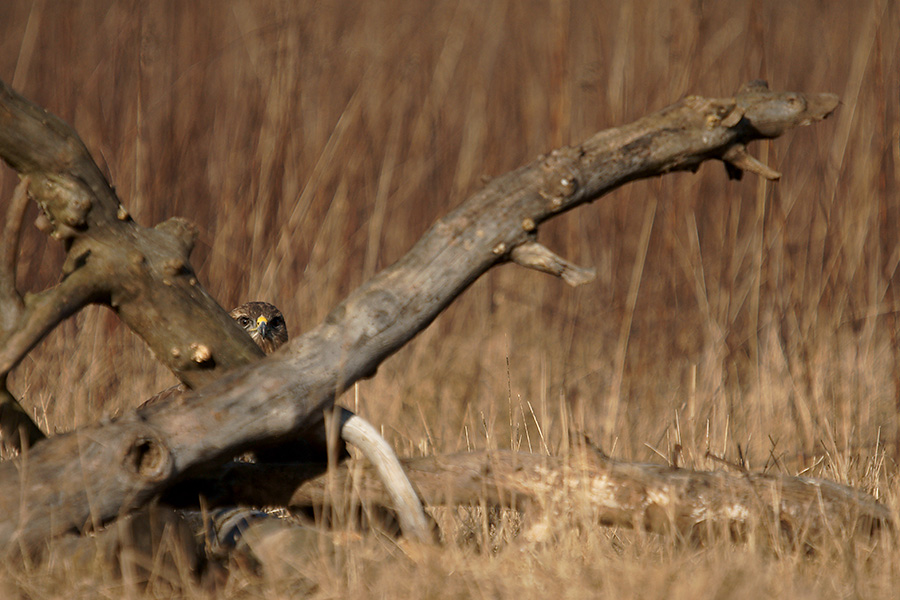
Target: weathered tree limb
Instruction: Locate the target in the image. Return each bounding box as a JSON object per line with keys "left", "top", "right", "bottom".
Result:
{"left": 44, "top": 447, "right": 886, "bottom": 580}
{"left": 0, "top": 80, "right": 839, "bottom": 553}
{"left": 170, "top": 450, "right": 891, "bottom": 545}
{"left": 0, "top": 258, "right": 106, "bottom": 376}
{"left": 0, "top": 77, "right": 432, "bottom": 547}
{"left": 0, "top": 80, "right": 264, "bottom": 397}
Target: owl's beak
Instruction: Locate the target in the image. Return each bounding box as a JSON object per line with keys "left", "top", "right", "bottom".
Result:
{"left": 255, "top": 315, "right": 269, "bottom": 339}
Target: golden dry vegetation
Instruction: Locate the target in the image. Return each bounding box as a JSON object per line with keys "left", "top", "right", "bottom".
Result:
{"left": 1, "top": 0, "right": 899, "bottom": 597}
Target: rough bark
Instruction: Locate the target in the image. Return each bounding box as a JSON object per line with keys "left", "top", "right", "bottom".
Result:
{"left": 40, "top": 447, "right": 889, "bottom": 581}
{"left": 0, "top": 78, "right": 841, "bottom": 552}
{"left": 0, "top": 77, "right": 437, "bottom": 546}
{"left": 0, "top": 82, "right": 264, "bottom": 391}
{"left": 169, "top": 450, "right": 891, "bottom": 545}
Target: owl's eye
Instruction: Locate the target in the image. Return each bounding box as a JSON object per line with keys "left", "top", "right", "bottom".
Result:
{"left": 237, "top": 316, "right": 252, "bottom": 328}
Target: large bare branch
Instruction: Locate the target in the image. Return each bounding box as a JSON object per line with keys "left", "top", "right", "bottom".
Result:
{"left": 0, "top": 80, "right": 840, "bottom": 552}
{"left": 0, "top": 80, "right": 264, "bottom": 393}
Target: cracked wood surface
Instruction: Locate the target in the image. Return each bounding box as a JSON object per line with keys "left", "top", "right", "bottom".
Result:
{"left": 170, "top": 450, "right": 890, "bottom": 544}
{"left": 0, "top": 79, "right": 840, "bottom": 552}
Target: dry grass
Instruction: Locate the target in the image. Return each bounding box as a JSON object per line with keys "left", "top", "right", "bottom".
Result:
{"left": 1, "top": 0, "right": 899, "bottom": 597}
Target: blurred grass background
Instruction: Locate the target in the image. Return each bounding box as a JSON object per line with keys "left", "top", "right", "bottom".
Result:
{"left": 0, "top": 0, "right": 898, "bottom": 597}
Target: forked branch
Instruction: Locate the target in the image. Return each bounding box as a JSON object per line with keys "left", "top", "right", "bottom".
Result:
{"left": 0, "top": 76, "right": 266, "bottom": 395}
{"left": 0, "top": 80, "right": 841, "bottom": 552}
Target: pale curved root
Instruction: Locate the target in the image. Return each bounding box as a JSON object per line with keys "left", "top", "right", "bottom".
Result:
{"left": 340, "top": 412, "right": 435, "bottom": 543}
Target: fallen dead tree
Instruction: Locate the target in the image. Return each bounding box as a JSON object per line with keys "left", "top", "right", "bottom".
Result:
{"left": 167, "top": 449, "right": 892, "bottom": 547}
{"left": 0, "top": 78, "right": 861, "bottom": 556}
{"left": 42, "top": 447, "right": 891, "bottom": 584}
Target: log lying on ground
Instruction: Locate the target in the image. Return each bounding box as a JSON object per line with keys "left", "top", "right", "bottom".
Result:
{"left": 0, "top": 79, "right": 431, "bottom": 545}
{"left": 40, "top": 447, "right": 889, "bottom": 584}
{"left": 171, "top": 450, "right": 892, "bottom": 545}
{"left": 0, "top": 79, "right": 840, "bottom": 553}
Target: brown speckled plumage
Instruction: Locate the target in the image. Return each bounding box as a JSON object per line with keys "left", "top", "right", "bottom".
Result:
{"left": 229, "top": 301, "right": 289, "bottom": 355}
{"left": 140, "top": 301, "right": 288, "bottom": 408}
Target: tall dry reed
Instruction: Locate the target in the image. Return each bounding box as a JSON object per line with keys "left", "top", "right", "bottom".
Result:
{"left": 1, "top": 1, "right": 898, "bottom": 597}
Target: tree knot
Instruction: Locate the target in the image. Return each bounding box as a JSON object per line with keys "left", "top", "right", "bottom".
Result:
{"left": 538, "top": 147, "right": 583, "bottom": 209}
{"left": 29, "top": 174, "right": 93, "bottom": 239}
{"left": 123, "top": 434, "right": 173, "bottom": 481}
{"left": 190, "top": 343, "right": 213, "bottom": 365}
{"left": 154, "top": 217, "right": 198, "bottom": 257}
{"left": 122, "top": 435, "right": 173, "bottom": 481}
